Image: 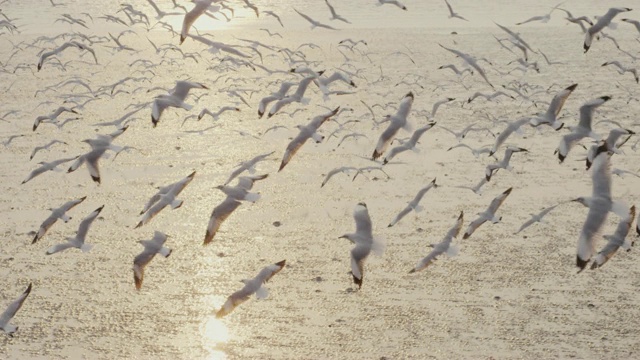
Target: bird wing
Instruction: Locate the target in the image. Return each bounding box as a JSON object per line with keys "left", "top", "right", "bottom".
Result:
{"left": 75, "top": 205, "right": 104, "bottom": 243}
{"left": 0, "top": 283, "right": 31, "bottom": 329}
{"left": 353, "top": 203, "right": 373, "bottom": 238}
{"left": 204, "top": 197, "right": 242, "bottom": 245}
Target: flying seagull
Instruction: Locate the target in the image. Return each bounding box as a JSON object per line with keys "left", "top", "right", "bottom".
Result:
{"left": 216, "top": 260, "right": 286, "bottom": 317}
{"left": 339, "top": 203, "right": 385, "bottom": 289}
{"left": 0, "top": 283, "right": 32, "bottom": 337}
{"left": 409, "top": 211, "right": 463, "bottom": 273}
{"left": 133, "top": 231, "right": 172, "bottom": 289}
{"left": 463, "top": 188, "right": 512, "bottom": 239}
{"left": 33, "top": 196, "right": 87, "bottom": 244}
{"left": 46, "top": 205, "right": 104, "bottom": 255}
{"left": 388, "top": 178, "right": 438, "bottom": 227}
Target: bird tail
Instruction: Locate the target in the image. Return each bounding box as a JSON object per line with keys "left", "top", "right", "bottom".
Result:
{"left": 244, "top": 192, "right": 261, "bottom": 203}
{"left": 371, "top": 236, "right": 386, "bottom": 256}
{"left": 159, "top": 247, "right": 172, "bottom": 258}
{"left": 81, "top": 243, "right": 94, "bottom": 252}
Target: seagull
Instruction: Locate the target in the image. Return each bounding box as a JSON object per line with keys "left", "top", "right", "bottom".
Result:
{"left": 555, "top": 96, "right": 610, "bottom": 163}
{"left": 530, "top": 83, "right": 577, "bottom": 130}
{"left": 612, "top": 168, "right": 640, "bottom": 179}
{"left": 463, "top": 187, "right": 512, "bottom": 239}
{"left": 197, "top": 106, "right": 240, "bottom": 121}
{"left": 180, "top": 0, "right": 221, "bottom": 44}
{"left": 224, "top": 151, "right": 274, "bottom": 185}
{"left": 444, "top": 0, "right": 468, "bottom": 21}
{"left": 152, "top": 81, "right": 208, "bottom": 127}
{"left": 584, "top": 7, "right": 632, "bottom": 53}
{"left": 146, "top": 0, "right": 183, "bottom": 19}
{"left": 576, "top": 147, "right": 621, "bottom": 271}
{"left": 30, "top": 140, "right": 67, "bottom": 160}
{"left": 515, "top": 3, "right": 563, "bottom": 25}
{"left": 0, "top": 283, "right": 32, "bottom": 337}
{"left": 453, "top": 178, "right": 488, "bottom": 195}
{"left": 263, "top": 11, "right": 283, "bottom": 27}
{"left": 515, "top": 203, "right": 563, "bottom": 234}
{"left": 383, "top": 122, "right": 436, "bottom": 164}
{"left": 325, "top": 0, "right": 351, "bottom": 23}
{"left": 46, "top": 205, "right": 104, "bottom": 255}
{"left": 135, "top": 171, "right": 196, "bottom": 228}
{"left": 430, "top": 97, "right": 456, "bottom": 118}
{"left": 32, "top": 196, "right": 87, "bottom": 244}
{"left": 439, "top": 123, "right": 488, "bottom": 142}
{"left": 557, "top": 8, "right": 593, "bottom": 33}
{"left": 1, "top": 134, "right": 25, "bottom": 147}
{"left": 37, "top": 41, "right": 98, "bottom": 71}
{"left": 22, "top": 156, "right": 77, "bottom": 184}
{"left": 294, "top": 8, "right": 338, "bottom": 30}
{"left": 585, "top": 128, "right": 635, "bottom": 169}
{"left": 485, "top": 146, "right": 528, "bottom": 182}
{"left": 321, "top": 166, "right": 359, "bottom": 187}
{"left": 377, "top": 0, "right": 407, "bottom": 11}
{"left": 372, "top": 92, "right": 414, "bottom": 160}
{"left": 215, "top": 174, "right": 268, "bottom": 202}
{"left": 467, "top": 91, "right": 514, "bottom": 103}
{"left": 33, "top": 107, "right": 78, "bottom": 131}
{"left": 447, "top": 143, "right": 493, "bottom": 158}
{"left": 279, "top": 107, "right": 340, "bottom": 171}
{"left": 388, "top": 178, "right": 438, "bottom": 227}
{"left": 439, "top": 44, "right": 494, "bottom": 88}
{"left": 257, "top": 81, "right": 296, "bottom": 118}
{"left": 591, "top": 205, "right": 635, "bottom": 270}
{"left": 67, "top": 127, "right": 129, "bottom": 184}
{"left": 621, "top": 18, "right": 640, "bottom": 34}
{"left": 339, "top": 203, "right": 385, "bottom": 289}
{"left": 438, "top": 64, "right": 473, "bottom": 76}
{"left": 601, "top": 61, "right": 639, "bottom": 83}
{"left": 494, "top": 22, "right": 536, "bottom": 55}
{"left": 489, "top": 117, "right": 531, "bottom": 156}
{"left": 133, "top": 231, "right": 172, "bottom": 290}
{"left": 216, "top": 260, "right": 286, "bottom": 318}
{"left": 267, "top": 75, "right": 318, "bottom": 118}
{"left": 409, "top": 211, "right": 463, "bottom": 273}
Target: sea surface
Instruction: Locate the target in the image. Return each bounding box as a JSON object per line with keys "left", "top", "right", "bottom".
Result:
{"left": 1, "top": 0, "right": 639, "bottom": 359}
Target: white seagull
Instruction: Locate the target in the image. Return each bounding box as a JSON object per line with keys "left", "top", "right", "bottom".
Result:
{"left": 133, "top": 231, "right": 172, "bottom": 289}
{"left": 601, "top": 61, "right": 639, "bottom": 84}
{"left": 135, "top": 171, "right": 196, "bottom": 228}
{"left": 152, "top": 81, "right": 208, "bottom": 127}
{"left": 388, "top": 178, "right": 438, "bottom": 227}
{"left": 444, "top": 0, "right": 468, "bottom": 21}
{"left": 22, "top": 156, "right": 77, "bottom": 184}
{"left": 555, "top": 96, "right": 610, "bottom": 163}
{"left": 530, "top": 83, "right": 577, "bottom": 130}
{"left": 485, "top": 146, "right": 528, "bottom": 182}
{"left": 216, "top": 260, "right": 286, "bottom": 318}
{"left": 377, "top": 0, "right": 407, "bottom": 11}
{"left": 339, "top": 203, "right": 385, "bottom": 289}
{"left": 489, "top": 117, "right": 531, "bottom": 156}
{"left": 584, "top": 7, "right": 632, "bottom": 53}
{"left": 515, "top": 203, "right": 563, "bottom": 234}
{"left": 46, "top": 205, "right": 104, "bottom": 255}
{"left": 294, "top": 8, "right": 338, "bottom": 30}
{"left": 215, "top": 174, "right": 268, "bottom": 202}
{"left": 372, "top": 92, "right": 414, "bottom": 160}
{"left": 180, "top": 0, "right": 221, "bottom": 44}
{"left": 591, "top": 205, "right": 635, "bottom": 270}
{"left": 463, "top": 187, "right": 512, "bottom": 239}
{"left": 409, "top": 211, "right": 463, "bottom": 273}
{"left": 0, "top": 283, "right": 32, "bottom": 337}
{"left": 383, "top": 122, "right": 436, "bottom": 164}
{"left": 33, "top": 196, "right": 87, "bottom": 244}
{"left": 279, "top": 107, "right": 340, "bottom": 171}
{"left": 30, "top": 139, "right": 68, "bottom": 160}
{"left": 257, "top": 82, "right": 296, "bottom": 118}
{"left": 224, "top": 151, "right": 274, "bottom": 185}
{"left": 439, "top": 44, "right": 494, "bottom": 88}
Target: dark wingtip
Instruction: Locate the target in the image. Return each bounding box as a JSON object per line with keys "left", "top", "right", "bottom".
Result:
{"left": 558, "top": 153, "right": 565, "bottom": 163}
{"left": 91, "top": 175, "right": 101, "bottom": 184}
{"left": 503, "top": 187, "right": 513, "bottom": 195}
{"left": 408, "top": 268, "right": 415, "bottom": 274}
{"left": 352, "top": 273, "right": 363, "bottom": 288}
{"left": 278, "top": 162, "right": 286, "bottom": 172}
{"left": 372, "top": 150, "right": 381, "bottom": 160}
{"left": 406, "top": 91, "right": 414, "bottom": 99}
{"left": 32, "top": 233, "right": 39, "bottom": 244}
{"left": 458, "top": 211, "right": 464, "bottom": 220}
{"left": 462, "top": 232, "right": 470, "bottom": 240}
{"left": 275, "top": 260, "right": 286, "bottom": 267}
{"left": 134, "top": 221, "right": 142, "bottom": 229}
{"left": 576, "top": 255, "right": 589, "bottom": 271}
{"left": 387, "top": 223, "right": 393, "bottom": 228}
{"left": 583, "top": 43, "right": 589, "bottom": 53}
{"left": 257, "top": 110, "right": 264, "bottom": 118}
{"left": 567, "top": 84, "right": 578, "bottom": 91}
{"left": 25, "top": 283, "right": 32, "bottom": 295}
{"left": 601, "top": 95, "right": 612, "bottom": 102}
{"left": 179, "top": 36, "right": 185, "bottom": 45}
{"left": 382, "top": 158, "right": 388, "bottom": 165}
{"left": 357, "top": 202, "right": 367, "bottom": 208}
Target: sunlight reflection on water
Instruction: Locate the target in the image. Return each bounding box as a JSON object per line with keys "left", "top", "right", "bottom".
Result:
{"left": 201, "top": 315, "right": 230, "bottom": 360}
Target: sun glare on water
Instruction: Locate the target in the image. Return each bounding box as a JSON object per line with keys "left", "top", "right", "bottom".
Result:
{"left": 201, "top": 315, "right": 230, "bottom": 360}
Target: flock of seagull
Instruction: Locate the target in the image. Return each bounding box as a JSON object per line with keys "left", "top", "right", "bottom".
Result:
{"left": 1, "top": 0, "right": 639, "bottom": 348}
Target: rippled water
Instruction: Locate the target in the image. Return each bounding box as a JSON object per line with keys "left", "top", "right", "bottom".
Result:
{"left": 1, "top": 0, "right": 639, "bottom": 359}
